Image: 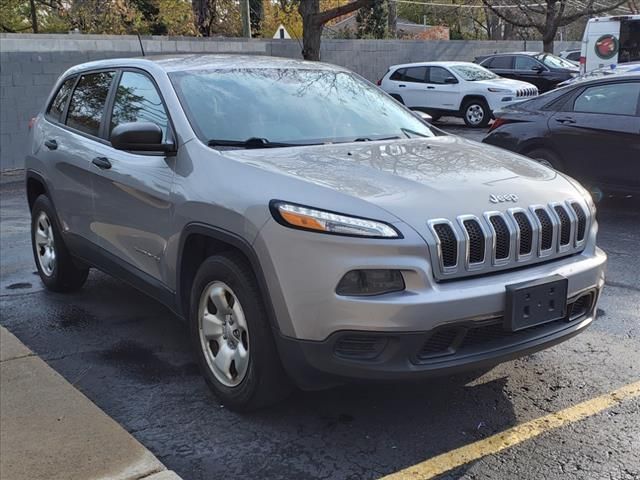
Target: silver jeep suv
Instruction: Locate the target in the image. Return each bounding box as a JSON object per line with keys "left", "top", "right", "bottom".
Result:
{"left": 26, "top": 56, "right": 606, "bottom": 410}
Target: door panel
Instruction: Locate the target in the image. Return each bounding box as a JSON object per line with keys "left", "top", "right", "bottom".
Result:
{"left": 42, "top": 72, "right": 115, "bottom": 243}
{"left": 549, "top": 81, "right": 640, "bottom": 191}
{"left": 91, "top": 70, "right": 175, "bottom": 284}
{"left": 424, "top": 66, "right": 460, "bottom": 111}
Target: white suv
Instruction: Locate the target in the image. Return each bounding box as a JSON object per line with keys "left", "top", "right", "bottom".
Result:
{"left": 379, "top": 61, "right": 538, "bottom": 127}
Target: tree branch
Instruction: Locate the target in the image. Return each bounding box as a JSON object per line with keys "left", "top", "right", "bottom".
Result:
{"left": 316, "top": 0, "right": 372, "bottom": 25}
{"left": 558, "top": 0, "right": 629, "bottom": 25}
{"left": 481, "top": 0, "right": 542, "bottom": 29}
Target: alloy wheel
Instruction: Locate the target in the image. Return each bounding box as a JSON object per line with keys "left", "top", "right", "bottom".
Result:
{"left": 34, "top": 211, "right": 56, "bottom": 277}
{"left": 198, "top": 281, "right": 250, "bottom": 387}
{"left": 465, "top": 104, "right": 484, "bottom": 126}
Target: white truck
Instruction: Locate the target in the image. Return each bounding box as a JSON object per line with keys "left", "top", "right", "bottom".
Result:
{"left": 580, "top": 15, "right": 640, "bottom": 73}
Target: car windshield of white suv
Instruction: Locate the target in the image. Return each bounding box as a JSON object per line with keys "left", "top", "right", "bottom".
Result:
{"left": 450, "top": 64, "right": 498, "bottom": 81}
{"left": 170, "top": 68, "right": 435, "bottom": 148}
{"left": 535, "top": 53, "right": 576, "bottom": 69}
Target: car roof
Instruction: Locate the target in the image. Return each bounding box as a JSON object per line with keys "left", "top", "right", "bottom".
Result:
{"left": 389, "top": 61, "right": 480, "bottom": 69}
{"left": 484, "top": 51, "right": 541, "bottom": 57}
{"left": 62, "top": 54, "right": 349, "bottom": 75}
{"left": 561, "top": 72, "right": 640, "bottom": 89}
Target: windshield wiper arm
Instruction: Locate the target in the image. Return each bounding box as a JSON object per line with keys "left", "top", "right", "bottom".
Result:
{"left": 400, "top": 128, "right": 430, "bottom": 138}
{"left": 207, "top": 137, "right": 315, "bottom": 149}
{"left": 352, "top": 135, "right": 401, "bottom": 142}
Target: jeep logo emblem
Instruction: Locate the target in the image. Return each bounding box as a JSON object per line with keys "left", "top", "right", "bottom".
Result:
{"left": 489, "top": 193, "right": 518, "bottom": 203}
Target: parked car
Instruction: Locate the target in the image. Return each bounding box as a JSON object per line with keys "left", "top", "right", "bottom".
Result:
{"left": 379, "top": 61, "right": 538, "bottom": 127}
{"left": 476, "top": 52, "right": 579, "bottom": 92}
{"left": 484, "top": 75, "right": 640, "bottom": 196}
{"left": 27, "top": 56, "right": 606, "bottom": 410}
{"left": 559, "top": 49, "right": 581, "bottom": 65}
{"left": 557, "top": 61, "right": 640, "bottom": 87}
{"left": 580, "top": 15, "right": 640, "bottom": 73}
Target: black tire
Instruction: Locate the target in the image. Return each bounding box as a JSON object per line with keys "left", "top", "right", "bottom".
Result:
{"left": 462, "top": 98, "right": 491, "bottom": 128}
{"left": 526, "top": 148, "right": 564, "bottom": 171}
{"left": 31, "top": 195, "right": 89, "bottom": 292}
{"left": 189, "top": 253, "right": 291, "bottom": 411}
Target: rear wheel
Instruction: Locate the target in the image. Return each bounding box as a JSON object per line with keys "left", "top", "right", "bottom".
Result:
{"left": 189, "top": 253, "right": 291, "bottom": 411}
{"left": 526, "top": 148, "right": 563, "bottom": 171}
{"left": 31, "top": 195, "right": 88, "bottom": 292}
{"left": 462, "top": 99, "right": 491, "bottom": 128}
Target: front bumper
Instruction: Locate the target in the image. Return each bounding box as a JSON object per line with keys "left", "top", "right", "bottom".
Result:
{"left": 277, "top": 287, "right": 601, "bottom": 389}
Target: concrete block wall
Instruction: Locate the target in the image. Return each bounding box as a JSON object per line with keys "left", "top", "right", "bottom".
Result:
{"left": 0, "top": 33, "right": 580, "bottom": 171}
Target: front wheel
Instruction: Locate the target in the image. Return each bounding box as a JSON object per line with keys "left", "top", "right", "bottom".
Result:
{"left": 462, "top": 99, "right": 491, "bottom": 128}
{"left": 189, "top": 253, "right": 291, "bottom": 411}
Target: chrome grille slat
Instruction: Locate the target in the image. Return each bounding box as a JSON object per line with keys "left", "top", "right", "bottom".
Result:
{"left": 428, "top": 199, "right": 589, "bottom": 281}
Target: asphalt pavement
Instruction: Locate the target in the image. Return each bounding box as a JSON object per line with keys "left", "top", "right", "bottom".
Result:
{"left": 1, "top": 126, "right": 638, "bottom": 480}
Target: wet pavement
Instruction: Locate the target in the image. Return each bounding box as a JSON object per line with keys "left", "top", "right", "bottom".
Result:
{"left": 1, "top": 132, "right": 639, "bottom": 479}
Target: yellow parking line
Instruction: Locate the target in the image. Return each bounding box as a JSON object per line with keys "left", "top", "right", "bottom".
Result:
{"left": 380, "top": 380, "right": 640, "bottom": 480}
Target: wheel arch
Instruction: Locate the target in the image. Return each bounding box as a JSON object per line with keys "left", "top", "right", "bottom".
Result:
{"left": 176, "top": 223, "right": 279, "bottom": 333}
{"left": 26, "top": 170, "right": 50, "bottom": 211}
{"left": 460, "top": 94, "right": 488, "bottom": 112}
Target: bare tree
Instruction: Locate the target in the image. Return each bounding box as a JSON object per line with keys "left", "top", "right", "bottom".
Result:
{"left": 482, "top": 0, "right": 629, "bottom": 52}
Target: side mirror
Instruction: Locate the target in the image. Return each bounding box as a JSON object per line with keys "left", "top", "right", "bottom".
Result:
{"left": 413, "top": 110, "right": 433, "bottom": 123}
{"left": 111, "top": 122, "right": 175, "bottom": 153}
{"left": 444, "top": 77, "right": 458, "bottom": 84}
{"left": 531, "top": 65, "right": 544, "bottom": 73}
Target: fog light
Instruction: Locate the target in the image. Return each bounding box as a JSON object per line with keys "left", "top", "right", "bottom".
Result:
{"left": 501, "top": 96, "right": 513, "bottom": 102}
{"left": 336, "top": 269, "right": 405, "bottom": 296}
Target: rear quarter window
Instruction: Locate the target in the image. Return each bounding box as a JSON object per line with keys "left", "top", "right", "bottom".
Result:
{"left": 46, "top": 76, "right": 76, "bottom": 123}
{"left": 390, "top": 68, "right": 405, "bottom": 81}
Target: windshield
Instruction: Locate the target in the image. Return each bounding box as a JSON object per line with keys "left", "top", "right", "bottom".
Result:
{"left": 170, "top": 68, "right": 435, "bottom": 147}
{"left": 450, "top": 64, "right": 498, "bottom": 81}
{"left": 535, "top": 53, "right": 576, "bottom": 69}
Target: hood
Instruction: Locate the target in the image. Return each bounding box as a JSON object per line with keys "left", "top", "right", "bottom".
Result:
{"left": 475, "top": 77, "right": 537, "bottom": 91}
{"left": 223, "top": 136, "right": 582, "bottom": 229}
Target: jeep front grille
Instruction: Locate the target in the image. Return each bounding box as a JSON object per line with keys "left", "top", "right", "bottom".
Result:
{"left": 428, "top": 200, "right": 590, "bottom": 280}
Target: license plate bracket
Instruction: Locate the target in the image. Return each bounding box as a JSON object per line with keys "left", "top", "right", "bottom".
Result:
{"left": 505, "top": 275, "right": 568, "bottom": 332}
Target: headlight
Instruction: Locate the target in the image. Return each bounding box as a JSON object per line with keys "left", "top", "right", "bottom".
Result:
{"left": 271, "top": 201, "right": 401, "bottom": 238}
{"left": 488, "top": 87, "right": 511, "bottom": 93}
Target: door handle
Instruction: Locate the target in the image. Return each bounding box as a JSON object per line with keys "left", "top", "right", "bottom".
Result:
{"left": 427, "top": 86, "right": 435, "bottom": 89}
{"left": 398, "top": 84, "right": 406, "bottom": 88}
{"left": 92, "top": 157, "right": 112, "bottom": 170}
{"left": 555, "top": 117, "right": 576, "bottom": 124}
{"left": 44, "top": 139, "right": 57, "bottom": 150}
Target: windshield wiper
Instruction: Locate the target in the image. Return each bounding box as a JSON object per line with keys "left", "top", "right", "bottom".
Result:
{"left": 352, "top": 135, "right": 401, "bottom": 142}
{"left": 207, "top": 137, "right": 316, "bottom": 149}
{"left": 400, "top": 128, "right": 430, "bottom": 138}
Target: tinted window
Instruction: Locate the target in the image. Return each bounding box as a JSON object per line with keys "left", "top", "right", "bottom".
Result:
{"left": 170, "top": 68, "right": 435, "bottom": 145}
{"left": 428, "top": 67, "right": 453, "bottom": 84}
{"left": 110, "top": 72, "right": 169, "bottom": 142}
{"left": 403, "top": 67, "right": 427, "bottom": 83}
{"left": 573, "top": 82, "right": 640, "bottom": 115}
{"left": 567, "top": 51, "right": 581, "bottom": 61}
{"left": 46, "top": 77, "right": 76, "bottom": 122}
{"left": 535, "top": 53, "right": 576, "bottom": 69}
{"left": 515, "top": 56, "right": 540, "bottom": 71}
{"left": 485, "top": 56, "right": 512, "bottom": 69}
{"left": 390, "top": 68, "right": 405, "bottom": 81}
{"left": 66, "top": 72, "right": 115, "bottom": 137}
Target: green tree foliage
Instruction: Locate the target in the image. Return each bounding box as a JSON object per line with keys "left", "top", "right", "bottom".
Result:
{"left": 0, "top": 0, "right": 196, "bottom": 35}
{"left": 356, "top": 0, "right": 387, "bottom": 39}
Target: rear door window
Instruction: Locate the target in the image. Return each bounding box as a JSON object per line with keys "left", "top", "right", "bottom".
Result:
{"left": 109, "top": 71, "right": 169, "bottom": 142}
{"left": 572, "top": 82, "right": 640, "bottom": 116}
{"left": 485, "top": 56, "right": 513, "bottom": 69}
{"left": 402, "top": 67, "right": 427, "bottom": 83}
{"left": 66, "top": 71, "right": 115, "bottom": 137}
{"left": 46, "top": 77, "right": 76, "bottom": 123}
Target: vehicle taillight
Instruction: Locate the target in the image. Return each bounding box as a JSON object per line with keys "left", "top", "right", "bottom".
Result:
{"left": 28, "top": 117, "right": 37, "bottom": 130}
{"left": 488, "top": 117, "right": 511, "bottom": 132}
{"left": 376, "top": 79, "right": 382, "bottom": 86}
{"left": 579, "top": 56, "right": 586, "bottom": 75}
